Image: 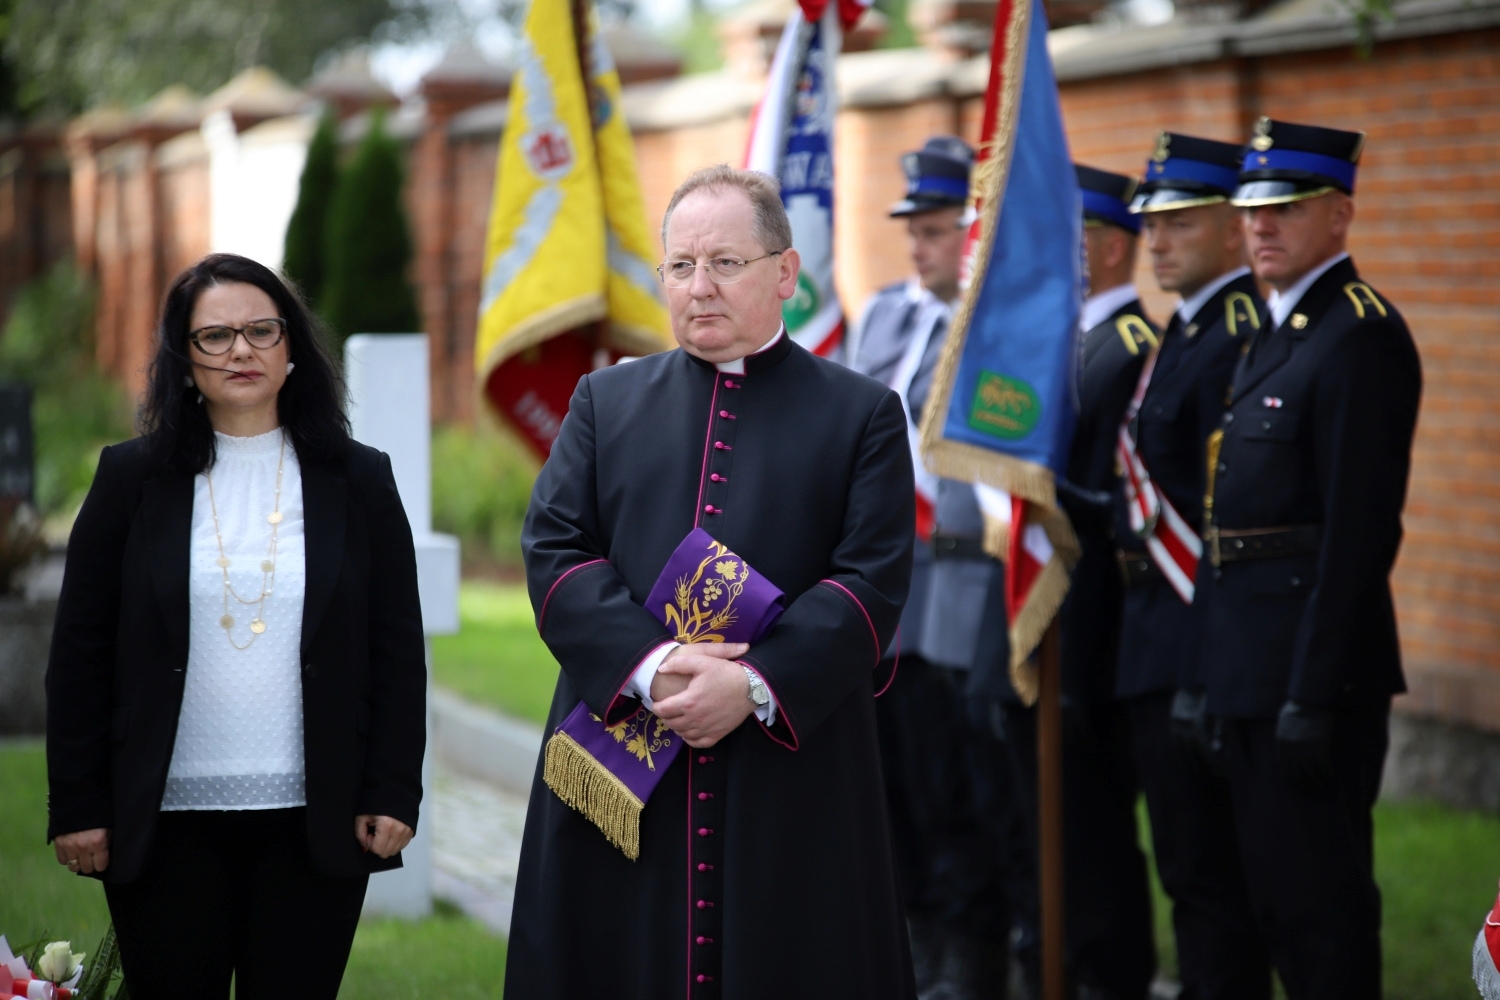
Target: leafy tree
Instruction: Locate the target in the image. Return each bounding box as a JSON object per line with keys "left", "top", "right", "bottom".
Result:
{"left": 321, "top": 109, "right": 421, "bottom": 344}
{"left": 282, "top": 112, "right": 339, "bottom": 312}
{"left": 5, "top": 0, "right": 433, "bottom": 115}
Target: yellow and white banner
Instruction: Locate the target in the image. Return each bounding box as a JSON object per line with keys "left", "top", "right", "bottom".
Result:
{"left": 476, "top": 0, "right": 670, "bottom": 458}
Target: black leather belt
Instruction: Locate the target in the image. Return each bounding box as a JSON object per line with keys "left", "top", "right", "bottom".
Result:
{"left": 1207, "top": 524, "right": 1322, "bottom": 567}
{"left": 933, "top": 534, "right": 987, "bottom": 561}
{"left": 1116, "top": 551, "right": 1162, "bottom": 586}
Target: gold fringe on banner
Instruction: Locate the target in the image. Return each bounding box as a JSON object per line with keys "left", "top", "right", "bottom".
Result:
{"left": 1007, "top": 503, "right": 1081, "bottom": 707}
{"left": 543, "top": 730, "right": 644, "bottom": 861}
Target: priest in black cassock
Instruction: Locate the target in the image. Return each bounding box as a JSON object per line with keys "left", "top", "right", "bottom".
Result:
{"left": 505, "top": 164, "right": 918, "bottom": 1000}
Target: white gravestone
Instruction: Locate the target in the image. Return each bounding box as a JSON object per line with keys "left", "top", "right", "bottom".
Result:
{"left": 345, "top": 334, "right": 461, "bottom": 919}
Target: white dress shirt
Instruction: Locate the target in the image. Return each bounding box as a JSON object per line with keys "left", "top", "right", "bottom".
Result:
{"left": 1177, "top": 266, "right": 1252, "bottom": 324}
{"left": 620, "top": 328, "right": 784, "bottom": 724}
{"left": 162, "top": 429, "right": 307, "bottom": 810}
{"left": 1267, "top": 252, "right": 1348, "bottom": 329}
{"left": 1080, "top": 283, "right": 1141, "bottom": 334}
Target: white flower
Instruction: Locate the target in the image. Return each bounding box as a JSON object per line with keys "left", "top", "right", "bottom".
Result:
{"left": 37, "top": 941, "right": 85, "bottom": 983}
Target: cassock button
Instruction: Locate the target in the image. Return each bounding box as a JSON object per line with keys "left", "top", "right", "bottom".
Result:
{"left": 698, "top": 792, "right": 713, "bottom": 800}
{"left": 698, "top": 863, "right": 712, "bottom": 871}
{"left": 697, "top": 936, "right": 708, "bottom": 945}
{"left": 698, "top": 827, "right": 713, "bottom": 837}
{"left": 697, "top": 975, "right": 713, "bottom": 983}
{"left": 697, "top": 899, "right": 715, "bottom": 909}
{"left": 719, "top": 410, "right": 736, "bottom": 419}
{"left": 714, "top": 441, "right": 732, "bottom": 450}
{"left": 710, "top": 474, "right": 725, "bottom": 482}
{"left": 699, "top": 755, "right": 713, "bottom": 763}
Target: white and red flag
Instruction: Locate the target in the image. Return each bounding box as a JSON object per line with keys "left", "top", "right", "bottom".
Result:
{"left": 744, "top": 0, "right": 869, "bottom": 357}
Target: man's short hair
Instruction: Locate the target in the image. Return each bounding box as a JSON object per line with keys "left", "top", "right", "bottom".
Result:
{"left": 661, "top": 165, "right": 794, "bottom": 256}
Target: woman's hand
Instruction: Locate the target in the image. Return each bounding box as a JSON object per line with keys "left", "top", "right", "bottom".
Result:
{"left": 355, "top": 815, "right": 414, "bottom": 858}
{"left": 54, "top": 828, "right": 111, "bottom": 875}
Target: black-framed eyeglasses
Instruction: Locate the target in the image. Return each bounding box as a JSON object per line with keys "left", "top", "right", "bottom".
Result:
{"left": 657, "top": 251, "right": 785, "bottom": 288}
{"left": 189, "top": 318, "right": 287, "bottom": 356}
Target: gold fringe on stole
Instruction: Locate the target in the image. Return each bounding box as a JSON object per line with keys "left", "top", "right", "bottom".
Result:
{"left": 543, "top": 730, "right": 645, "bottom": 861}
{"left": 1008, "top": 505, "right": 1081, "bottom": 707}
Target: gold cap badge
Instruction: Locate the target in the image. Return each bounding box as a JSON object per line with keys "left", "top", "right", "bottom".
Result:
{"left": 1151, "top": 133, "right": 1171, "bottom": 163}
{"left": 1290, "top": 313, "right": 1309, "bottom": 329}
{"left": 1251, "top": 117, "right": 1274, "bottom": 153}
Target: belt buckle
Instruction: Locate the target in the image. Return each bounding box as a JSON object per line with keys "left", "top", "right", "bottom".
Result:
{"left": 1207, "top": 524, "right": 1222, "bottom": 568}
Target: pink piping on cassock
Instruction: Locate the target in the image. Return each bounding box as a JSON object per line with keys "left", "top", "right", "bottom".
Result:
{"left": 693, "top": 375, "right": 725, "bottom": 529}
{"left": 818, "top": 579, "right": 881, "bottom": 668}
{"left": 742, "top": 654, "right": 799, "bottom": 751}
{"left": 537, "top": 558, "right": 608, "bottom": 632}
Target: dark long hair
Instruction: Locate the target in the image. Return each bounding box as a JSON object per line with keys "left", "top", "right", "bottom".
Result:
{"left": 140, "top": 253, "right": 351, "bottom": 473}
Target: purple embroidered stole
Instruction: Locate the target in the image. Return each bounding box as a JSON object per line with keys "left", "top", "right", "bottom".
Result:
{"left": 542, "top": 528, "right": 785, "bottom": 859}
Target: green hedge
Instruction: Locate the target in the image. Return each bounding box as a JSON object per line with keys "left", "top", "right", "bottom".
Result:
{"left": 431, "top": 423, "right": 538, "bottom": 573}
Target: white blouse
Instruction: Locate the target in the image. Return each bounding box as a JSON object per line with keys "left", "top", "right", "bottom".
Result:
{"left": 161, "top": 428, "right": 307, "bottom": 811}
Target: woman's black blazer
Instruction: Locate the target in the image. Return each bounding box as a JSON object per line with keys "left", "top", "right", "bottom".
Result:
{"left": 45, "top": 434, "right": 427, "bottom": 883}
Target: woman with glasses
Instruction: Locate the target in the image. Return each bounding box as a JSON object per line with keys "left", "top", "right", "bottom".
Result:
{"left": 45, "top": 253, "right": 427, "bottom": 998}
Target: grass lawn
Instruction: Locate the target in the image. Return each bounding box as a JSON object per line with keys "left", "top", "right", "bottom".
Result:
{"left": 0, "top": 741, "right": 506, "bottom": 998}
{"left": 1139, "top": 797, "right": 1499, "bottom": 997}
{"left": 430, "top": 582, "right": 559, "bottom": 725}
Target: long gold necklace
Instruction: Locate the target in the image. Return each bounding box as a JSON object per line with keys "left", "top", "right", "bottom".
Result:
{"left": 205, "top": 432, "right": 285, "bottom": 650}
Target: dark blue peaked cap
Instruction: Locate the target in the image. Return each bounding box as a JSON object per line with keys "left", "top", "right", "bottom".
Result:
{"left": 1076, "top": 164, "right": 1140, "bottom": 234}
{"left": 1130, "top": 132, "right": 1243, "bottom": 214}
{"left": 890, "top": 136, "right": 975, "bottom": 217}
{"left": 1233, "top": 117, "right": 1365, "bottom": 207}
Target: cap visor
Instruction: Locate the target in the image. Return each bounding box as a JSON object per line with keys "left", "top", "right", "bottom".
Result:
{"left": 1130, "top": 188, "right": 1229, "bottom": 214}
{"left": 889, "top": 197, "right": 966, "bottom": 218}
{"left": 1231, "top": 181, "right": 1335, "bottom": 208}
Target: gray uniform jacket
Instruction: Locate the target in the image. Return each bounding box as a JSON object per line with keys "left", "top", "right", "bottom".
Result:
{"left": 848, "top": 279, "right": 996, "bottom": 670}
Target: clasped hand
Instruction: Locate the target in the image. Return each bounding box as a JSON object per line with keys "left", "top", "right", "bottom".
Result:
{"left": 650, "top": 643, "right": 754, "bottom": 748}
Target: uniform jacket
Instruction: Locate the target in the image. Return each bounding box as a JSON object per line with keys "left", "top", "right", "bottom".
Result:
{"left": 1114, "top": 273, "right": 1263, "bottom": 697}
{"left": 1195, "top": 258, "right": 1422, "bottom": 718}
{"left": 45, "top": 436, "right": 427, "bottom": 883}
{"left": 509, "top": 335, "right": 916, "bottom": 1000}
{"left": 1059, "top": 299, "right": 1157, "bottom": 705}
{"left": 848, "top": 279, "right": 947, "bottom": 657}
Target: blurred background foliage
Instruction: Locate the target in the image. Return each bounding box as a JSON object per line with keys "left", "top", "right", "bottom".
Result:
{"left": 0, "top": 0, "right": 433, "bottom": 116}
{"left": 0, "top": 261, "right": 132, "bottom": 518}
{"left": 431, "top": 421, "right": 537, "bottom": 575}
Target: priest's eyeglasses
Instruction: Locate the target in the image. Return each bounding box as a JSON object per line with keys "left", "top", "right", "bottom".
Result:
{"left": 189, "top": 318, "right": 287, "bottom": 355}
{"left": 657, "top": 251, "right": 785, "bottom": 287}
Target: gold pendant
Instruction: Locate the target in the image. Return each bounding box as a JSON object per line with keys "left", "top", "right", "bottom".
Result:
{"left": 219, "top": 614, "right": 235, "bottom": 629}
{"left": 249, "top": 619, "right": 267, "bottom": 634}
{"left": 261, "top": 560, "right": 275, "bottom": 573}
{"left": 216, "top": 556, "right": 231, "bottom": 568}
{"left": 267, "top": 511, "right": 283, "bottom": 524}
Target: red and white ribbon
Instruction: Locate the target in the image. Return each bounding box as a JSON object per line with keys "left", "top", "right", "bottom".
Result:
{"left": 1116, "top": 348, "right": 1201, "bottom": 603}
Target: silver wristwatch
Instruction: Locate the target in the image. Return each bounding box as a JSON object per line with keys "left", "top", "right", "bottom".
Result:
{"left": 743, "top": 666, "right": 770, "bottom": 707}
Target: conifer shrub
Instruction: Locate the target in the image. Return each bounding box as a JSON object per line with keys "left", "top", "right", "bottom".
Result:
{"left": 282, "top": 112, "right": 339, "bottom": 311}
{"left": 321, "top": 109, "right": 421, "bottom": 345}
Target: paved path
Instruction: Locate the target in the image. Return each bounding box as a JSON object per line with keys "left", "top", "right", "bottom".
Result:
{"left": 431, "top": 764, "right": 529, "bottom": 937}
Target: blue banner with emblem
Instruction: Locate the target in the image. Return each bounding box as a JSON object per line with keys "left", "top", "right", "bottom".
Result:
{"left": 919, "top": 0, "right": 1082, "bottom": 500}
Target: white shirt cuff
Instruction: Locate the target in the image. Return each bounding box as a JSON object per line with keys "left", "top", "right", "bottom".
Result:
{"left": 625, "top": 642, "right": 680, "bottom": 712}
{"left": 625, "top": 643, "right": 777, "bottom": 726}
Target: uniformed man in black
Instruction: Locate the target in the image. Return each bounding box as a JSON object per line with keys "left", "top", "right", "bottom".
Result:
{"left": 1197, "top": 119, "right": 1422, "bottom": 998}
{"left": 998, "top": 165, "right": 1158, "bottom": 1000}
{"left": 849, "top": 137, "right": 1021, "bottom": 1000}
{"left": 1116, "top": 133, "right": 1273, "bottom": 1000}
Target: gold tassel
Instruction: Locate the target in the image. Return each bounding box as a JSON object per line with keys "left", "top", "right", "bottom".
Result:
{"left": 543, "top": 730, "right": 644, "bottom": 861}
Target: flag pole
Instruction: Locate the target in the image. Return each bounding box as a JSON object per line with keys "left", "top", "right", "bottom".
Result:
{"left": 1038, "top": 616, "right": 1066, "bottom": 1000}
